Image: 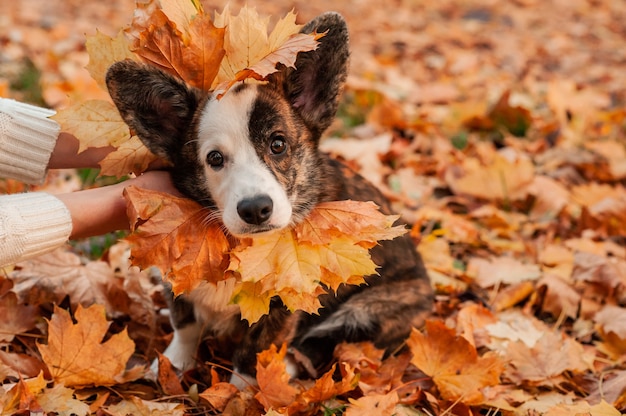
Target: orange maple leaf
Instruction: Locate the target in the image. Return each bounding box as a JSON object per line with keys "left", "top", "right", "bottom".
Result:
{"left": 124, "top": 186, "right": 231, "bottom": 294}
{"left": 254, "top": 343, "right": 300, "bottom": 410}
{"left": 407, "top": 320, "right": 504, "bottom": 405}
{"left": 37, "top": 304, "right": 136, "bottom": 388}
{"left": 127, "top": 4, "right": 225, "bottom": 91}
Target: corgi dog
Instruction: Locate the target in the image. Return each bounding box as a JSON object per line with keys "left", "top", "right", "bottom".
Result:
{"left": 106, "top": 12, "right": 432, "bottom": 387}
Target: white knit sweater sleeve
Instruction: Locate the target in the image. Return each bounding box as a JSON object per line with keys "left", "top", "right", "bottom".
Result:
{"left": 0, "top": 98, "right": 60, "bottom": 184}
{"left": 0, "top": 192, "right": 72, "bottom": 267}
{"left": 0, "top": 98, "right": 71, "bottom": 266}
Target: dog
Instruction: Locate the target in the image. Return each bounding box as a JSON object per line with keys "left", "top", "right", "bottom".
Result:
{"left": 106, "top": 12, "right": 432, "bottom": 387}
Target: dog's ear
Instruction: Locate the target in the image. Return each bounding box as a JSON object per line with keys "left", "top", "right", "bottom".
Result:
{"left": 270, "top": 12, "right": 349, "bottom": 140}
{"left": 106, "top": 60, "right": 202, "bottom": 163}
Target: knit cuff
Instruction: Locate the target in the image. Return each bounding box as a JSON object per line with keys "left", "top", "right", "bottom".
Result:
{"left": 0, "top": 99, "right": 60, "bottom": 184}
{"left": 0, "top": 192, "right": 72, "bottom": 267}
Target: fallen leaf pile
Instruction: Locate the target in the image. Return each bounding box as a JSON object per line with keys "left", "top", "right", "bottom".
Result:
{"left": 2, "top": 0, "right": 626, "bottom": 414}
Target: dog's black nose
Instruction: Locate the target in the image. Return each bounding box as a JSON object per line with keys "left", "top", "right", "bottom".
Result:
{"left": 237, "top": 195, "right": 274, "bottom": 225}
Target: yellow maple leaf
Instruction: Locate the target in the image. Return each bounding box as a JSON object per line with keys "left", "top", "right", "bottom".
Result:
{"left": 277, "top": 286, "right": 324, "bottom": 315}
{"left": 85, "top": 29, "right": 138, "bottom": 91}
{"left": 230, "top": 281, "right": 274, "bottom": 325}
{"left": 51, "top": 99, "right": 130, "bottom": 153}
{"left": 228, "top": 229, "right": 377, "bottom": 317}
{"left": 159, "top": 0, "right": 202, "bottom": 43}
{"left": 99, "top": 135, "right": 159, "bottom": 177}
{"left": 407, "top": 320, "right": 504, "bottom": 405}
{"left": 318, "top": 239, "right": 376, "bottom": 289}
{"left": 124, "top": 186, "right": 231, "bottom": 294}
{"left": 213, "top": 6, "right": 320, "bottom": 94}
{"left": 214, "top": 5, "right": 271, "bottom": 82}
{"left": 229, "top": 230, "right": 322, "bottom": 293}
{"left": 37, "top": 304, "right": 136, "bottom": 388}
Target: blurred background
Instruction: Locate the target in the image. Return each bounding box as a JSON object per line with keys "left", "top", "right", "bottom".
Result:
{"left": 2, "top": 0, "right": 624, "bottom": 111}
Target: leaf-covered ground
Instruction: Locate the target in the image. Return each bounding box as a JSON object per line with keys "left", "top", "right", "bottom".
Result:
{"left": 2, "top": 0, "right": 626, "bottom": 414}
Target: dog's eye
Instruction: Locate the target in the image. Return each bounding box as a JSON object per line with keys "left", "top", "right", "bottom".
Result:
{"left": 206, "top": 151, "right": 224, "bottom": 168}
{"left": 269, "top": 136, "right": 287, "bottom": 155}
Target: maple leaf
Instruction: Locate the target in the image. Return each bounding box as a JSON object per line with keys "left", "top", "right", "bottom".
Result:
{"left": 227, "top": 201, "right": 401, "bottom": 321}
{"left": 2, "top": 372, "right": 47, "bottom": 414}
{"left": 346, "top": 392, "right": 399, "bottom": 416}
{"left": 230, "top": 280, "right": 274, "bottom": 324}
{"left": 0, "top": 291, "right": 37, "bottom": 343}
{"left": 198, "top": 382, "right": 238, "bottom": 412}
{"left": 98, "top": 135, "right": 159, "bottom": 177}
{"left": 445, "top": 153, "right": 535, "bottom": 202}
{"left": 37, "top": 384, "right": 91, "bottom": 416}
{"left": 213, "top": 6, "right": 321, "bottom": 95}
{"left": 505, "top": 336, "right": 587, "bottom": 386}
{"left": 51, "top": 99, "right": 130, "bottom": 153}
{"left": 37, "top": 304, "right": 136, "bottom": 388}
{"left": 125, "top": 0, "right": 225, "bottom": 91}
{"left": 124, "top": 186, "right": 231, "bottom": 294}
{"left": 254, "top": 343, "right": 300, "bottom": 410}
{"left": 407, "top": 320, "right": 504, "bottom": 405}
{"left": 85, "top": 29, "right": 138, "bottom": 91}
{"left": 158, "top": 0, "right": 201, "bottom": 43}
{"left": 105, "top": 396, "right": 185, "bottom": 416}
{"left": 296, "top": 200, "right": 406, "bottom": 245}
{"left": 289, "top": 363, "right": 358, "bottom": 413}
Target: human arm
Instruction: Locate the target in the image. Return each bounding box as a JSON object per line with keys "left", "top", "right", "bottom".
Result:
{"left": 0, "top": 171, "right": 180, "bottom": 267}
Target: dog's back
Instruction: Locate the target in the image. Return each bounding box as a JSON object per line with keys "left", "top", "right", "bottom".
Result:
{"left": 107, "top": 12, "right": 432, "bottom": 384}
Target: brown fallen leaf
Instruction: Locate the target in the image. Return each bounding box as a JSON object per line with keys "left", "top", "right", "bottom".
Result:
{"left": 198, "top": 382, "right": 239, "bottom": 412}
{"left": 445, "top": 152, "right": 535, "bottom": 202}
{"left": 505, "top": 329, "right": 590, "bottom": 386}
{"left": 0, "top": 291, "right": 37, "bottom": 343}
{"left": 156, "top": 352, "right": 185, "bottom": 396}
{"left": 345, "top": 391, "right": 399, "bottom": 416}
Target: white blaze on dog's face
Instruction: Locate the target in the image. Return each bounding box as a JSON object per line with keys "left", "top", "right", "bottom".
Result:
{"left": 196, "top": 86, "right": 294, "bottom": 236}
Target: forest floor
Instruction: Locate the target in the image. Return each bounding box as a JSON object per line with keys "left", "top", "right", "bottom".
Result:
{"left": 1, "top": 0, "right": 626, "bottom": 414}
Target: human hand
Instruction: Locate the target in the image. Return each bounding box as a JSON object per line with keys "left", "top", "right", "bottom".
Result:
{"left": 55, "top": 170, "right": 182, "bottom": 239}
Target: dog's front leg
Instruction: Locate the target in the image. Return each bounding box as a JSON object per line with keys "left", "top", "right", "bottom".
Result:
{"left": 152, "top": 293, "right": 203, "bottom": 374}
